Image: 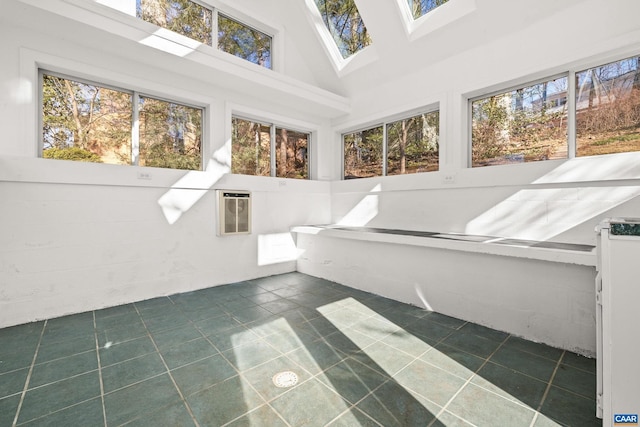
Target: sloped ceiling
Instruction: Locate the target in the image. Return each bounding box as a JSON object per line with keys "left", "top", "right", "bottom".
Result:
{"left": 2, "top": 0, "right": 623, "bottom": 107}
{"left": 279, "top": 0, "right": 589, "bottom": 97}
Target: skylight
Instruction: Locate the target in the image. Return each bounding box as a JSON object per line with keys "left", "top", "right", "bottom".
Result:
{"left": 313, "top": 0, "right": 371, "bottom": 59}
{"left": 408, "top": 0, "right": 449, "bottom": 19}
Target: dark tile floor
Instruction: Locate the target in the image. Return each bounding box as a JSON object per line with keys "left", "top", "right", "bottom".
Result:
{"left": 0, "top": 272, "right": 601, "bottom": 427}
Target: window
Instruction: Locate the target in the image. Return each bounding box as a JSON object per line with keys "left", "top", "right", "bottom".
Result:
{"left": 138, "top": 96, "right": 203, "bottom": 170}
{"left": 344, "top": 126, "right": 383, "bottom": 179}
{"left": 408, "top": 0, "right": 449, "bottom": 19}
{"left": 313, "top": 0, "right": 371, "bottom": 59}
{"left": 134, "top": 0, "right": 272, "bottom": 68}
{"left": 576, "top": 56, "right": 640, "bottom": 157}
{"left": 232, "top": 117, "right": 309, "bottom": 179}
{"left": 218, "top": 14, "right": 272, "bottom": 68}
{"left": 471, "top": 76, "right": 569, "bottom": 167}
{"left": 387, "top": 112, "right": 439, "bottom": 175}
{"left": 231, "top": 118, "right": 271, "bottom": 176}
{"left": 137, "top": 0, "right": 213, "bottom": 45}
{"left": 343, "top": 110, "right": 439, "bottom": 179}
{"left": 41, "top": 72, "right": 203, "bottom": 170}
{"left": 276, "top": 127, "right": 309, "bottom": 179}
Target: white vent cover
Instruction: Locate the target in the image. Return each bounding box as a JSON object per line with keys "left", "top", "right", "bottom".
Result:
{"left": 217, "top": 190, "right": 251, "bottom": 236}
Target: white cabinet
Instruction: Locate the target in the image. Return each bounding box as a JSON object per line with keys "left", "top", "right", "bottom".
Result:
{"left": 596, "top": 218, "right": 640, "bottom": 426}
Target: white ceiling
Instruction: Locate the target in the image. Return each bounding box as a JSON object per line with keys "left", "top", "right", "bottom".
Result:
{"left": 271, "top": 0, "right": 589, "bottom": 97}
{"left": 2, "top": 0, "right": 633, "bottom": 116}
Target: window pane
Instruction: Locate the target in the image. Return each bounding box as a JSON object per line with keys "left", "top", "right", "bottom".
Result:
{"left": 344, "top": 126, "right": 383, "bottom": 179}
{"left": 232, "top": 117, "right": 271, "bottom": 176}
{"left": 42, "top": 74, "right": 132, "bottom": 164}
{"left": 472, "top": 76, "right": 568, "bottom": 167}
{"left": 387, "top": 112, "right": 439, "bottom": 175}
{"left": 314, "top": 0, "right": 371, "bottom": 59}
{"left": 138, "top": 97, "right": 202, "bottom": 170}
{"left": 276, "top": 128, "right": 309, "bottom": 179}
{"left": 218, "top": 14, "right": 272, "bottom": 68}
{"left": 408, "top": 0, "right": 449, "bottom": 19}
{"left": 576, "top": 57, "right": 640, "bottom": 156}
{"left": 137, "top": 0, "right": 212, "bottom": 45}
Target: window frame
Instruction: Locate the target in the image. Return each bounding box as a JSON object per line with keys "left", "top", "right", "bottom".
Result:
{"left": 131, "top": 0, "right": 275, "bottom": 70}
{"left": 574, "top": 55, "right": 640, "bottom": 158}
{"left": 311, "top": 0, "right": 372, "bottom": 60}
{"left": 137, "top": 0, "right": 214, "bottom": 46}
{"left": 468, "top": 72, "right": 571, "bottom": 168}
{"left": 231, "top": 113, "right": 313, "bottom": 180}
{"left": 407, "top": 0, "right": 450, "bottom": 20}
{"left": 215, "top": 10, "right": 274, "bottom": 70}
{"left": 39, "top": 69, "right": 207, "bottom": 171}
{"left": 341, "top": 107, "right": 440, "bottom": 180}
{"left": 342, "top": 124, "right": 385, "bottom": 179}
{"left": 468, "top": 53, "right": 640, "bottom": 167}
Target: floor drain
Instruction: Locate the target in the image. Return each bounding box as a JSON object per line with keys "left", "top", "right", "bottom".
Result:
{"left": 272, "top": 371, "right": 298, "bottom": 388}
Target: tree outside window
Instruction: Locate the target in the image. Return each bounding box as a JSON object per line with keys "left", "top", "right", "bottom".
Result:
{"left": 344, "top": 126, "right": 384, "bottom": 179}
{"left": 407, "top": 0, "right": 449, "bottom": 19}
{"left": 576, "top": 57, "right": 640, "bottom": 157}
{"left": 137, "top": 0, "right": 212, "bottom": 45}
{"left": 471, "top": 76, "right": 569, "bottom": 167}
{"left": 314, "top": 0, "right": 371, "bottom": 58}
{"left": 41, "top": 73, "right": 202, "bottom": 170}
{"left": 218, "top": 14, "right": 272, "bottom": 69}
{"left": 387, "top": 112, "right": 439, "bottom": 175}
{"left": 232, "top": 117, "right": 309, "bottom": 179}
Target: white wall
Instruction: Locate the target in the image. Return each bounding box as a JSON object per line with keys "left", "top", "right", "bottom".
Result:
{"left": 330, "top": 157, "right": 640, "bottom": 246}
{"left": 296, "top": 232, "right": 597, "bottom": 355}
{"left": 328, "top": 0, "right": 640, "bottom": 246}
{"left": 294, "top": 0, "right": 640, "bottom": 356}
{"left": 2, "top": 0, "right": 640, "bottom": 343}
{"left": 0, "top": 160, "right": 330, "bottom": 328}
{"left": 0, "top": 5, "right": 337, "bottom": 328}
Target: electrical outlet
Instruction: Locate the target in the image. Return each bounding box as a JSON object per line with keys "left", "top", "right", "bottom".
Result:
{"left": 442, "top": 174, "right": 456, "bottom": 184}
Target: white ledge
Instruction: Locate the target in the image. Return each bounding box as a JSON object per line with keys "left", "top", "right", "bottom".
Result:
{"left": 18, "top": 0, "right": 351, "bottom": 119}
{"left": 292, "top": 225, "right": 596, "bottom": 267}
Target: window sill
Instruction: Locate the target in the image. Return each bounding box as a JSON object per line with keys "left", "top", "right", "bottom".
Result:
{"left": 291, "top": 225, "right": 596, "bottom": 266}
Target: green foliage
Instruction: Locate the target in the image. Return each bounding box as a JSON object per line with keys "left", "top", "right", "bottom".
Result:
{"left": 218, "top": 14, "right": 271, "bottom": 68}
{"left": 43, "top": 147, "right": 103, "bottom": 163}
{"left": 138, "top": 0, "right": 212, "bottom": 45}
{"left": 42, "top": 74, "right": 132, "bottom": 163}
{"left": 387, "top": 112, "right": 439, "bottom": 174}
{"left": 344, "top": 126, "right": 384, "bottom": 178}
{"left": 231, "top": 118, "right": 270, "bottom": 176}
{"left": 472, "top": 81, "right": 568, "bottom": 166}
{"left": 314, "top": 0, "right": 371, "bottom": 58}
{"left": 42, "top": 74, "right": 202, "bottom": 169}
{"left": 138, "top": 97, "right": 202, "bottom": 170}
{"left": 143, "top": 144, "right": 201, "bottom": 170}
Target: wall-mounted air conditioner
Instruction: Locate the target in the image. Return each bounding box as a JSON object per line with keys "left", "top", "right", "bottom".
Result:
{"left": 217, "top": 190, "right": 251, "bottom": 236}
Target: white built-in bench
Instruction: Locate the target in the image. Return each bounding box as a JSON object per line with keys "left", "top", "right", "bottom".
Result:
{"left": 292, "top": 225, "right": 595, "bottom": 266}
{"left": 292, "top": 225, "right": 597, "bottom": 356}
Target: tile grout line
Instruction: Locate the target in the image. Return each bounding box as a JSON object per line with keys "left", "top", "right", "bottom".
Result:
{"left": 92, "top": 311, "right": 108, "bottom": 427}
{"left": 220, "top": 402, "right": 293, "bottom": 427}
{"left": 529, "top": 350, "right": 566, "bottom": 427}
{"left": 11, "top": 320, "right": 47, "bottom": 427}
{"left": 382, "top": 321, "right": 460, "bottom": 381}
{"left": 165, "top": 291, "right": 290, "bottom": 421}
{"left": 6, "top": 277, "right": 594, "bottom": 426}
{"left": 427, "top": 334, "right": 511, "bottom": 427}
{"left": 133, "top": 304, "right": 202, "bottom": 427}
